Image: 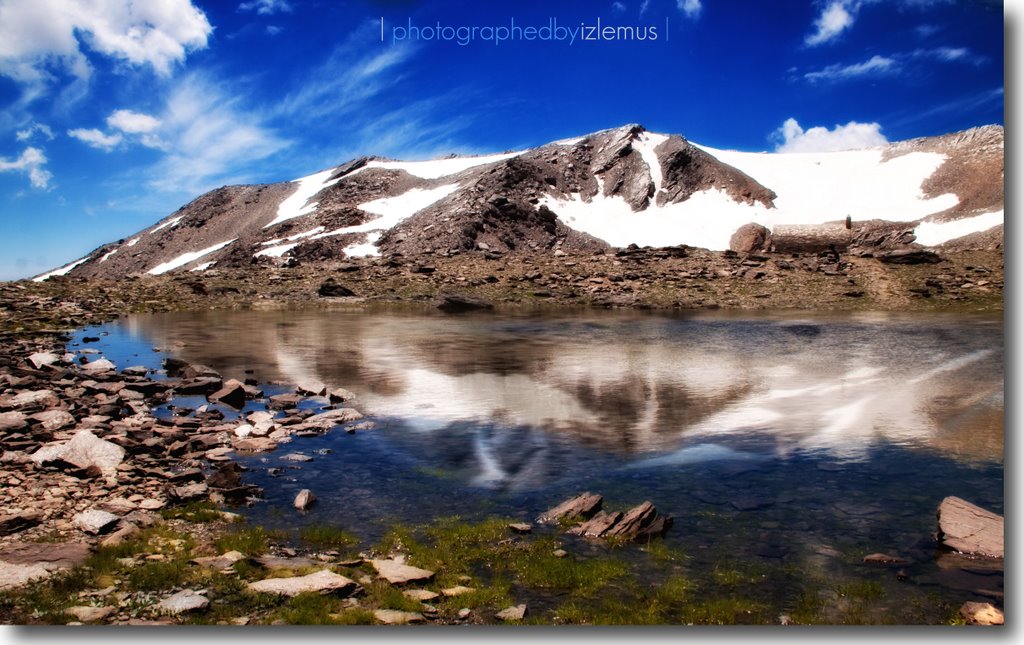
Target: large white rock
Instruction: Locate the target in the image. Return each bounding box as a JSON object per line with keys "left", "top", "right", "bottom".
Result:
{"left": 246, "top": 569, "right": 360, "bottom": 597}
{"left": 157, "top": 589, "right": 209, "bottom": 614}
{"left": 32, "top": 430, "right": 125, "bottom": 475}
{"left": 27, "top": 352, "right": 60, "bottom": 370}
{"left": 369, "top": 559, "right": 435, "bottom": 585}
{"left": 82, "top": 358, "right": 116, "bottom": 373}
{"left": 72, "top": 509, "right": 120, "bottom": 535}
{"left": 0, "top": 562, "right": 53, "bottom": 590}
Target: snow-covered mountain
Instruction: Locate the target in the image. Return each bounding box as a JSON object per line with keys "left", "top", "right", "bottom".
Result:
{"left": 35, "top": 123, "right": 1003, "bottom": 281}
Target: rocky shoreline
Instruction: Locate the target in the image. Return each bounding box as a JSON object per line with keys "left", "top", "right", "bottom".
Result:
{"left": 0, "top": 246, "right": 1005, "bottom": 625}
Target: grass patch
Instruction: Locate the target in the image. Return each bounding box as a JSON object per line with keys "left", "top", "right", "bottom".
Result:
{"left": 275, "top": 592, "right": 343, "bottom": 625}
{"left": 161, "top": 500, "right": 225, "bottom": 524}
{"left": 214, "top": 526, "right": 275, "bottom": 556}
{"left": 298, "top": 524, "right": 360, "bottom": 551}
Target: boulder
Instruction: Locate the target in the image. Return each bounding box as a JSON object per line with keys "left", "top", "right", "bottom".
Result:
{"left": 29, "top": 409, "right": 75, "bottom": 431}
{"left": 295, "top": 408, "right": 363, "bottom": 432}
{"left": 0, "top": 511, "right": 41, "bottom": 536}
{"left": 170, "top": 482, "right": 209, "bottom": 502}
{"left": 937, "top": 496, "right": 1003, "bottom": 558}
{"left": 0, "top": 562, "right": 55, "bottom": 591}
{"left": 0, "top": 541, "right": 92, "bottom": 569}
{"left": 877, "top": 249, "right": 942, "bottom": 265}
{"left": 1, "top": 389, "right": 59, "bottom": 410}
{"left": 27, "top": 352, "right": 60, "bottom": 370}
{"left": 403, "top": 589, "right": 440, "bottom": 602}
{"left": 317, "top": 280, "right": 355, "bottom": 298}
{"left": 604, "top": 501, "right": 658, "bottom": 539}
{"left": 369, "top": 559, "right": 436, "bottom": 585}
{"left": 959, "top": 601, "right": 1003, "bottom": 626}
{"left": 436, "top": 293, "right": 493, "bottom": 313}
{"left": 0, "top": 411, "right": 28, "bottom": 431}
{"left": 328, "top": 388, "right": 357, "bottom": 403}
{"left": 72, "top": 509, "right": 121, "bottom": 535}
{"left": 729, "top": 223, "right": 772, "bottom": 254}
{"left": 31, "top": 430, "right": 125, "bottom": 476}
{"left": 296, "top": 380, "right": 328, "bottom": 396}
{"left": 191, "top": 551, "right": 246, "bottom": 570}
{"left": 496, "top": 604, "right": 528, "bottom": 621}
{"left": 568, "top": 510, "right": 622, "bottom": 538}
{"left": 82, "top": 358, "right": 116, "bottom": 373}
{"left": 157, "top": 589, "right": 209, "bottom": 614}
{"left": 233, "top": 437, "right": 278, "bottom": 453}
{"left": 538, "top": 493, "right": 603, "bottom": 524}
{"left": 293, "top": 489, "right": 316, "bottom": 510}
{"left": 247, "top": 569, "right": 360, "bottom": 597}
{"left": 208, "top": 383, "right": 246, "bottom": 409}
{"left": 65, "top": 605, "right": 115, "bottom": 623}
{"left": 373, "top": 609, "right": 425, "bottom": 625}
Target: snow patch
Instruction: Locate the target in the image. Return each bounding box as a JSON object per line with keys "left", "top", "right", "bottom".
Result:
{"left": 32, "top": 256, "right": 91, "bottom": 282}
{"left": 259, "top": 226, "right": 326, "bottom": 247}
{"left": 313, "top": 183, "right": 461, "bottom": 255}
{"left": 151, "top": 215, "right": 184, "bottom": 234}
{"left": 190, "top": 262, "right": 215, "bottom": 272}
{"left": 633, "top": 132, "right": 669, "bottom": 196}
{"left": 553, "top": 136, "right": 585, "bottom": 146}
{"left": 264, "top": 169, "right": 341, "bottom": 229}
{"left": 147, "top": 240, "right": 236, "bottom": 275}
{"left": 354, "top": 151, "right": 522, "bottom": 180}
{"left": 539, "top": 187, "right": 773, "bottom": 251}
{"left": 126, "top": 238, "right": 139, "bottom": 247}
{"left": 913, "top": 210, "right": 1003, "bottom": 246}
{"left": 99, "top": 249, "right": 118, "bottom": 263}
{"left": 693, "top": 144, "right": 959, "bottom": 224}
{"left": 255, "top": 243, "right": 299, "bottom": 258}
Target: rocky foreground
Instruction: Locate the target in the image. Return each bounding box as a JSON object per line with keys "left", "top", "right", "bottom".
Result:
{"left": 0, "top": 246, "right": 1006, "bottom": 625}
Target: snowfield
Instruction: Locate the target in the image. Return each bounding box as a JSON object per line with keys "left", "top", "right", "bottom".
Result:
{"left": 264, "top": 168, "right": 342, "bottom": 229}
{"left": 913, "top": 210, "right": 1004, "bottom": 246}
{"left": 147, "top": 239, "right": 236, "bottom": 275}
{"left": 540, "top": 142, "right": 962, "bottom": 251}
{"left": 349, "top": 151, "right": 523, "bottom": 180}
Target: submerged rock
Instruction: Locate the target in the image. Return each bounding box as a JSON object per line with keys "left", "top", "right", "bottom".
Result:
{"left": 436, "top": 293, "right": 493, "bottom": 313}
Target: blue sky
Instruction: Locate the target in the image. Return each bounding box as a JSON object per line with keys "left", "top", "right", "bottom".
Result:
{"left": 0, "top": 0, "right": 1006, "bottom": 280}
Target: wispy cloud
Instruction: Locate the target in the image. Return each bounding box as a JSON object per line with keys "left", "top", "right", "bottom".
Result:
{"left": 0, "top": 146, "right": 53, "bottom": 188}
{"left": 806, "top": 1, "right": 857, "bottom": 46}
{"left": 15, "top": 122, "right": 53, "bottom": 142}
{"left": 802, "top": 45, "right": 984, "bottom": 83}
{"left": 887, "top": 87, "right": 1004, "bottom": 128}
{"left": 274, "top": 21, "right": 417, "bottom": 122}
{"left": 67, "top": 127, "right": 123, "bottom": 151}
{"left": 149, "top": 74, "right": 289, "bottom": 194}
{"left": 773, "top": 118, "right": 888, "bottom": 153}
{"left": 239, "top": 0, "right": 293, "bottom": 15}
{"left": 804, "top": 54, "right": 897, "bottom": 82}
{"left": 677, "top": 0, "right": 703, "bottom": 19}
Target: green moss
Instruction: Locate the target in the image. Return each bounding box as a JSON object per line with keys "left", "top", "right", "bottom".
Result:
{"left": 275, "top": 592, "right": 343, "bottom": 625}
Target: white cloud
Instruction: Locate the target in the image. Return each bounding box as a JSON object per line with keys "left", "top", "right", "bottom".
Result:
{"left": 806, "top": 1, "right": 857, "bottom": 46}
{"left": 677, "top": 0, "right": 703, "bottom": 19}
{"left": 774, "top": 118, "right": 888, "bottom": 153}
{"left": 107, "top": 109, "right": 162, "bottom": 134}
{"left": 67, "top": 127, "right": 123, "bottom": 151}
{"left": 0, "top": 0, "right": 212, "bottom": 104}
{"left": 15, "top": 122, "right": 54, "bottom": 141}
{"left": 0, "top": 146, "right": 53, "bottom": 188}
{"left": 804, "top": 54, "right": 897, "bottom": 81}
{"left": 612, "top": 1, "right": 627, "bottom": 11}
{"left": 239, "top": 0, "right": 292, "bottom": 15}
{"left": 640, "top": 0, "right": 652, "bottom": 15}
{"left": 149, "top": 74, "right": 288, "bottom": 193}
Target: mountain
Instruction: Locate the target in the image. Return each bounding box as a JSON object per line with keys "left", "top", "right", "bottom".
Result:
{"left": 34, "top": 123, "right": 1003, "bottom": 281}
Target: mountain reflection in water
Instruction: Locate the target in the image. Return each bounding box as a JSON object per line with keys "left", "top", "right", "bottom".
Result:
{"left": 118, "top": 308, "right": 1003, "bottom": 490}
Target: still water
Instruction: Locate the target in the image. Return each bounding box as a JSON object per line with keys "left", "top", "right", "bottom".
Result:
{"left": 79, "top": 306, "right": 1004, "bottom": 623}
